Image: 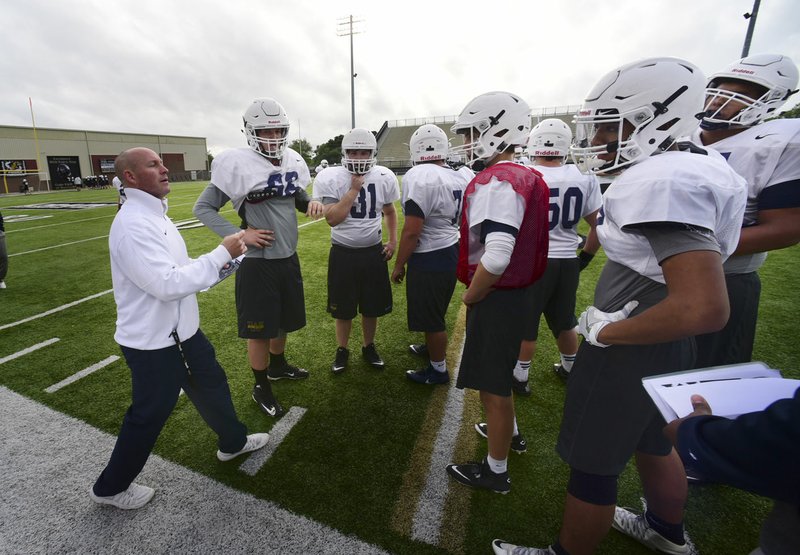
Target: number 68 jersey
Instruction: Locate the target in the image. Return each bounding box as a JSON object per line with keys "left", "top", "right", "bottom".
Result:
{"left": 314, "top": 165, "right": 400, "bottom": 248}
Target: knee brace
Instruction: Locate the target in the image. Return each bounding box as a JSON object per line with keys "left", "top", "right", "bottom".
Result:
{"left": 567, "top": 467, "right": 618, "bottom": 505}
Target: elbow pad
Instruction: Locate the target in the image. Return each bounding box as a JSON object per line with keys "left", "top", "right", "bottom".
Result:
{"left": 481, "top": 231, "right": 515, "bottom": 275}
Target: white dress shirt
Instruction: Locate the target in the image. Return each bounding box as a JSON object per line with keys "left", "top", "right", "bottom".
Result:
{"left": 110, "top": 187, "right": 231, "bottom": 350}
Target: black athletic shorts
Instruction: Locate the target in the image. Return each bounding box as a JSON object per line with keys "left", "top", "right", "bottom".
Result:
{"left": 521, "top": 257, "right": 580, "bottom": 341}
{"left": 406, "top": 265, "right": 457, "bottom": 332}
{"left": 327, "top": 243, "right": 392, "bottom": 320}
{"left": 556, "top": 338, "right": 694, "bottom": 476}
{"left": 235, "top": 254, "right": 306, "bottom": 339}
{"left": 456, "top": 286, "right": 528, "bottom": 397}
{"left": 695, "top": 271, "right": 760, "bottom": 367}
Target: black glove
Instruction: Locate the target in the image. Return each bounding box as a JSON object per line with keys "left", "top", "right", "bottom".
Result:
{"left": 578, "top": 250, "right": 595, "bottom": 271}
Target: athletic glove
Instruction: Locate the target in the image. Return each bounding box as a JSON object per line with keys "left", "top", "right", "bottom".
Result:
{"left": 577, "top": 250, "right": 595, "bottom": 271}
{"left": 578, "top": 300, "right": 639, "bottom": 348}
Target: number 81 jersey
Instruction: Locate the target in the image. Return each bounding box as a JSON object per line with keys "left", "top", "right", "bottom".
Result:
{"left": 314, "top": 165, "right": 400, "bottom": 248}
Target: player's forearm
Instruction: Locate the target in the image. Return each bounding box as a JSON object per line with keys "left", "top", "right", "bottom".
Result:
{"left": 733, "top": 213, "right": 800, "bottom": 255}
{"left": 384, "top": 205, "right": 398, "bottom": 244}
{"left": 324, "top": 189, "right": 359, "bottom": 227}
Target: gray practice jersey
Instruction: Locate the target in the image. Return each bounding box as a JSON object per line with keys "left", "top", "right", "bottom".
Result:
{"left": 193, "top": 147, "right": 311, "bottom": 260}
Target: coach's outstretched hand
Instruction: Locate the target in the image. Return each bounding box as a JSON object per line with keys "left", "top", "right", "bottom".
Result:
{"left": 222, "top": 230, "right": 248, "bottom": 258}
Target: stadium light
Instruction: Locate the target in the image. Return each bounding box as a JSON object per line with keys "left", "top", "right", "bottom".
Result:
{"left": 337, "top": 15, "right": 365, "bottom": 129}
{"left": 741, "top": 0, "right": 761, "bottom": 58}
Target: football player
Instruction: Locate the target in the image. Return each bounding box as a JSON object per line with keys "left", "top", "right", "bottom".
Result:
{"left": 390, "top": 124, "right": 470, "bottom": 385}
{"left": 691, "top": 54, "right": 800, "bottom": 368}
{"left": 315, "top": 159, "right": 329, "bottom": 176}
{"left": 313, "top": 128, "right": 399, "bottom": 374}
{"left": 444, "top": 91, "right": 549, "bottom": 494}
{"left": 193, "top": 98, "right": 322, "bottom": 419}
{"left": 492, "top": 58, "right": 747, "bottom": 555}
{"left": 512, "top": 118, "right": 602, "bottom": 391}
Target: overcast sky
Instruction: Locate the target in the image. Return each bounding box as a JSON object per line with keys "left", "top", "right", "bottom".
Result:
{"left": 2, "top": 0, "right": 798, "bottom": 156}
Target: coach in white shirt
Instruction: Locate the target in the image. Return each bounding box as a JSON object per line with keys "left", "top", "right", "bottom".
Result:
{"left": 90, "top": 147, "right": 267, "bottom": 510}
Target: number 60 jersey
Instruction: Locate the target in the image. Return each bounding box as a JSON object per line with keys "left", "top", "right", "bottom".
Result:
{"left": 313, "top": 164, "right": 400, "bottom": 248}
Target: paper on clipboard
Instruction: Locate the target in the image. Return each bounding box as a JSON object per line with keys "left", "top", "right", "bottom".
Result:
{"left": 642, "top": 362, "right": 798, "bottom": 421}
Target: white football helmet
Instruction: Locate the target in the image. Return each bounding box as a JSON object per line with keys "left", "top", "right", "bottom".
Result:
{"left": 341, "top": 128, "right": 377, "bottom": 174}
{"left": 243, "top": 98, "right": 290, "bottom": 159}
{"left": 321, "top": 159, "right": 329, "bottom": 168}
{"left": 450, "top": 91, "right": 531, "bottom": 169}
{"left": 409, "top": 124, "right": 449, "bottom": 164}
{"left": 702, "top": 54, "right": 799, "bottom": 129}
{"left": 571, "top": 57, "right": 706, "bottom": 174}
{"left": 528, "top": 118, "right": 572, "bottom": 158}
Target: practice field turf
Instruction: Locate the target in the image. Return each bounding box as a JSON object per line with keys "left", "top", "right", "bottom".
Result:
{"left": 1, "top": 183, "right": 797, "bottom": 554}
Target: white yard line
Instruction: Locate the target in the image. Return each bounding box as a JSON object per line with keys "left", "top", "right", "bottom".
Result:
{"left": 0, "top": 290, "right": 113, "bottom": 331}
{"left": 410, "top": 336, "right": 467, "bottom": 545}
{"left": 9, "top": 235, "right": 109, "bottom": 256}
{"left": 44, "top": 355, "right": 120, "bottom": 393}
{"left": 0, "top": 338, "right": 60, "bottom": 365}
{"left": 239, "top": 406, "right": 307, "bottom": 476}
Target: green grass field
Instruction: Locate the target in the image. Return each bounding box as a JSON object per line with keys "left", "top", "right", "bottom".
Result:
{"left": 1, "top": 182, "right": 797, "bottom": 554}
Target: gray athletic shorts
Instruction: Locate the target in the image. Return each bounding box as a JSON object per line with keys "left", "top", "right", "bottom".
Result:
{"left": 521, "top": 257, "right": 580, "bottom": 341}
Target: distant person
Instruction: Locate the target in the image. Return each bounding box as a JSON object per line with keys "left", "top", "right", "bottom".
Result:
{"left": 73, "top": 176, "right": 82, "bottom": 190}
{"left": 492, "top": 57, "right": 747, "bottom": 555}
{"left": 0, "top": 210, "right": 7, "bottom": 289}
{"left": 692, "top": 54, "right": 800, "bottom": 367}
{"left": 664, "top": 390, "right": 800, "bottom": 554}
{"left": 512, "top": 118, "right": 602, "bottom": 390}
{"left": 390, "top": 124, "right": 469, "bottom": 385}
{"left": 112, "top": 176, "right": 127, "bottom": 210}
{"left": 444, "top": 91, "right": 549, "bottom": 494}
{"left": 315, "top": 159, "right": 329, "bottom": 175}
{"left": 22, "top": 178, "right": 31, "bottom": 194}
{"left": 313, "top": 128, "right": 399, "bottom": 374}
{"left": 194, "top": 98, "right": 321, "bottom": 419}
{"left": 91, "top": 147, "right": 267, "bottom": 511}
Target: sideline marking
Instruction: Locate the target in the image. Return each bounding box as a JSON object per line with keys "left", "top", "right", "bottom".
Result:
{"left": 411, "top": 337, "right": 467, "bottom": 545}
{"left": 0, "top": 338, "right": 60, "bottom": 365}
{"left": 45, "top": 355, "right": 120, "bottom": 393}
{"left": 239, "top": 406, "right": 307, "bottom": 476}
{"left": 0, "top": 290, "right": 113, "bottom": 331}
{"left": 10, "top": 235, "right": 109, "bottom": 257}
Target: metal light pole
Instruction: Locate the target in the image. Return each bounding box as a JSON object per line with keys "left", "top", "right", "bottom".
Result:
{"left": 337, "top": 15, "right": 364, "bottom": 129}
{"left": 741, "top": 0, "right": 761, "bottom": 58}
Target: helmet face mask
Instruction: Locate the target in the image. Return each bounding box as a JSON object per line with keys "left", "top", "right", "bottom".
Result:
{"left": 341, "top": 128, "right": 377, "bottom": 175}
{"left": 528, "top": 118, "right": 573, "bottom": 158}
{"left": 243, "top": 98, "right": 290, "bottom": 160}
{"left": 701, "top": 54, "right": 799, "bottom": 130}
{"left": 570, "top": 57, "right": 706, "bottom": 175}
{"left": 409, "top": 124, "right": 449, "bottom": 164}
{"left": 450, "top": 91, "right": 531, "bottom": 169}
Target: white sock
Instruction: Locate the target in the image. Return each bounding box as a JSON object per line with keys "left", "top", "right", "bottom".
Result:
{"left": 560, "top": 352, "right": 577, "bottom": 372}
{"left": 513, "top": 417, "right": 519, "bottom": 437}
{"left": 513, "top": 360, "right": 531, "bottom": 382}
{"left": 430, "top": 359, "right": 447, "bottom": 373}
{"left": 487, "top": 454, "right": 507, "bottom": 474}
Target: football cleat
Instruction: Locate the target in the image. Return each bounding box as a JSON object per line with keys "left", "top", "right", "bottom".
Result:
{"left": 331, "top": 347, "right": 349, "bottom": 374}
{"left": 553, "top": 363, "right": 570, "bottom": 382}
{"left": 408, "top": 343, "right": 428, "bottom": 357}
{"left": 267, "top": 365, "right": 309, "bottom": 381}
{"left": 252, "top": 384, "right": 284, "bottom": 418}
{"left": 492, "top": 539, "right": 556, "bottom": 555}
{"left": 612, "top": 502, "right": 698, "bottom": 555}
{"left": 361, "top": 343, "right": 385, "bottom": 369}
{"left": 406, "top": 365, "right": 449, "bottom": 385}
{"left": 512, "top": 377, "right": 532, "bottom": 397}
{"left": 474, "top": 422, "right": 527, "bottom": 454}
{"left": 446, "top": 458, "right": 510, "bottom": 494}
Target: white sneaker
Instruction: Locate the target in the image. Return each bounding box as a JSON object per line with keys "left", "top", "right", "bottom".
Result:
{"left": 613, "top": 504, "right": 697, "bottom": 554}
{"left": 217, "top": 432, "right": 269, "bottom": 461}
{"left": 90, "top": 482, "right": 154, "bottom": 510}
{"left": 492, "top": 539, "right": 555, "bottom": 555}
{"left": 0, "top": 281, "right": 6, "bottom": 289}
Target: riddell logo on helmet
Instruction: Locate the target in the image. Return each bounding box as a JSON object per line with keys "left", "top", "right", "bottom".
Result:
{"left": 578, "top": 109, "right": 592, "bottom": 116}
{"left": 268, "top": 119, "right": 282, "bottom": 124}
{"left": 535, "top": 150, "right": 561, "bottom": 156}
{"left": 419, "top": 154, "right": 441, "bottom": 161}
{"left": 732, "top": 69, "right": 756, "bottom": 74}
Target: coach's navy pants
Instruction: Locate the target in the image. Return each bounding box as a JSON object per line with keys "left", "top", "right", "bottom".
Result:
{"left": 93, "top": 330, "right": 247, "bottom": 496}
